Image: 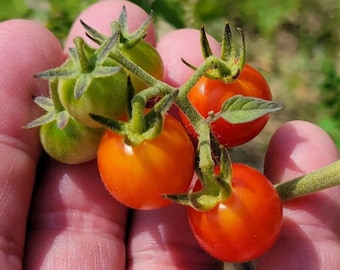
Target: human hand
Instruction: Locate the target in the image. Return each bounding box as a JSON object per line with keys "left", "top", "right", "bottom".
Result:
{"left": 0, "top": 1, "right": 339, "bottom": 269}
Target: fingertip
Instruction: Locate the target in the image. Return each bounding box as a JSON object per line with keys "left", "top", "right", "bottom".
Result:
{"left": 127, "top": 204, "right": 221, "bottom": 268}
{"left": 0, "top": 18, "right": 65, "bottom": 87}
{"left": 156, "top": 28, "right": 221, "bottom": 86}
{"left": 0, "top": 19, "right": 65, "bottom": 155}
{"left": 261, "top": 120, "right": 340, "bottom": 269}
{"left": 25, "top": 159, "right": 128, "bottom": 269}
{"left": 0, "top": 19, "right": 65, "bottom": 71}
{"left": 64, "top": 0, "right": 156, "bottom": 50}
{"left": 264, "top": 120, "right": 339, "bottom": 183}
{"left": 0, "top": 20, "right": 66, "bottom": 269}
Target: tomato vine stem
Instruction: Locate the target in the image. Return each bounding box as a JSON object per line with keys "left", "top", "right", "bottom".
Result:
{"left": 111, "top": 48, "right": 164, "bottom": 88}
{"left": 82, "top": 7, "right": 340, "bottom": 206}
{"left": 165, "top": 121, "right": 232, "bottom": 211}
{"left": 25, "top": 5, "right": 340, "bottom": 209}
{"left": 275, "top": 159, "right": 340, "bottom": 201}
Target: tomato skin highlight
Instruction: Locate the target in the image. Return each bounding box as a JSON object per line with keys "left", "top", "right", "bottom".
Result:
{"left": 97, "top": 114, "right": 195, "bottom": 210}
{"left": 180, "top": 64, "right": 272, "bottom": 147}
{"left": 188, "top": 163, "right": 282, "bottom": 263}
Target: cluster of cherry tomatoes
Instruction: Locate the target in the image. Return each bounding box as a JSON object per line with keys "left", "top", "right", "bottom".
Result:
{"left": 26, "top": 5, "right": 283, "bottom": 264}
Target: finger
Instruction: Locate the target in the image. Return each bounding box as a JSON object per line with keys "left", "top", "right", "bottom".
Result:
{"left": 64, "top": 0, "right": 156, "bottom": 50}
{"left": 126, "top": 28, "right": 223, "bottom": 268}
{"left": 264, "top": 120, "right": 339, "bottom": 183}
{"left": 0, "top": 19, "right": 65, "bottom": 269}
{"left": 156, "top": 28, "right": 220, "bottom": 119}
{"left": 156, "top": 28, "right": 221, "bottom": 87}
{"left": 25, "top": 159, "right": 127, "bottom": 269}
{"left": 258, "top": 120, "right": 340, "bottom": 269}
{"left": 127, "top": 204, "right": 223, "bottom": 269}
{"left": 23, "top": 1, "right": 154, "bottom": 269}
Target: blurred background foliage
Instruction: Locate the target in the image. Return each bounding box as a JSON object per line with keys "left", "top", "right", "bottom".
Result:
{"left": 1, "top": 0, "right": 340, "bottom": 166}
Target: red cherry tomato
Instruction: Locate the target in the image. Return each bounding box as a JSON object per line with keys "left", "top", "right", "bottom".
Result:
{"left": 180, "top": 64, "right": 272, "bottom": 147}
{"left": 97, "top": 114, "right": 195, "bottom": 210}
{"left": 188, "top": 163, "right": 282, "bottom": 262}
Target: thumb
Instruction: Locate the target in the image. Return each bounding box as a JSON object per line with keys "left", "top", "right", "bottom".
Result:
{"left": 258, "top": 120, "right": 340, "bottom": 270}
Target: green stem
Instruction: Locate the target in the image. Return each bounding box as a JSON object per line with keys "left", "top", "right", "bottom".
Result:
{"left": 197, "top": 122, "right": 216, "bottom": 183}
{"left": 112, "top": 44, "right": 221, "bottom": 150}
{"left": 176, "top": 55, "right": 221, "bottom": 127}
{"left": 275, "top": 159, "right": 340, "bottom": 202}
{"left": 111, "top": 37, "right": 223, "bottom": 136}
{"left": 129, "top": 94, "right": 146, "bottom": 134}
{"left": 175, "top": 56, "right": 225, "bottom": 156}
{"left": 107, "top": 18, "right": 340, "bottom": 206}
{"left": 197, "top": 122, "right": 232, "bottom": 199}
{"left": 129, "top": 86, "right": 172, "bottom": 134}
{"left": 175, "top": 122, "right": 231, "bottom": 211}
{"left": 112, "top": 50, "right": 169, "bottom": 90}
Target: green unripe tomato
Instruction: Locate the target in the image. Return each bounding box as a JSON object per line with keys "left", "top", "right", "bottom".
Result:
{"left": 40, "top": 117, "right": 104, "bottom": 164}
{"left": 120, "top": 40, "right": 164, "bottom": 92}
{"left": 58, "top": 57, "right": 129, "bottom": 128}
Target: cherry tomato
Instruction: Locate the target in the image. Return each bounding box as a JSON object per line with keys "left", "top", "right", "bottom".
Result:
{"left": 58, "top": 41, "right": 163, "bottom": 129}
{"left": 40, "top": 116, "right": 103, "bottom": 164}
{"left": 97, "top": 114, "right": 195, "bottom": 210}
{"left": 180, "top": 64, "right": 272, "bottom": 147}
{"left": 188, "top": 163, "right": 282, "bottom": 263}
{"left": 120, "top": 40, "right": 164, "bottom": 93}
{"left": 58, "top": 56, "right": 129, "bottom": 128}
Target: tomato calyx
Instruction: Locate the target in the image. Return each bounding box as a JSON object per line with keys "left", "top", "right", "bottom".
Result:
{"left": 117, "top": 5, "right": 153, "bottom": 48}
{"left": 24, "top": 96, "right": 69, "bottom": 130}
{"left": 34, "top": 31, "right": 130, "bottom": 128}
{"left": 23, "top": 6, "right": 340, "bottom": 205}
{"left": 81, "top": 5, "right": 152, "bottom": 50}
{"left": 182, "top": 22, "right": 245, "bottom": 83}
{"left": 90, "top": 79, "right": 178, "bottom": 146}
{"left": 24, "top": 80, "right": 69, "bottom": 129}
{"left": 35, "top": 32, "right": 122, "bottom": 99}
{"left": 24, "top": 80, "right": 104, "bottom": 164}
{"left": 167, "top": 90, "right": 282, "bottom": 211}
{"left": 81, "top": 7, "right": 164, "bottom": 93}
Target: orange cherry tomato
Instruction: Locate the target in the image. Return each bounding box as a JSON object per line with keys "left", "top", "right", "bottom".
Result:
{"left": 97, "top": 114, "right": 195, "bottom": 210}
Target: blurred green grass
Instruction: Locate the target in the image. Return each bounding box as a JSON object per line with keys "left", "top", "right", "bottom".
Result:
{"left": 2, "top": 0, "right": 340, "bottom": 165}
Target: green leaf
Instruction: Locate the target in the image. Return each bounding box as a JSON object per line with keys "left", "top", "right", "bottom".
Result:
{"left": 219, "top": 95, "right": 283, "bottom": 124}
{"left": 151, "top": 0, "right": 185, "bottom": 28}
